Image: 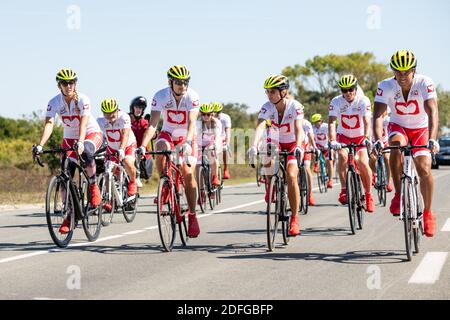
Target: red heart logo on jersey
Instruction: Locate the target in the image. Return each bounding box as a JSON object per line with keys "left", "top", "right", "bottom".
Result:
{"left": 106, "top": 130, "right": 121, "bottom": 142}
{"left": 62, "top": 116, "right": 80, "bottom": 128}
{"left": 317, "top": 133, "right": 327, "bottom": 141}
{"left": 167, "top": 110, "right": 187, "bottom": 125}
{"left": 341, "top": 115, "right": 360, "bottom": 129}
{"left": 273, "top": 122, "right": 291, "bottom": 134}
{"left": 395, "top": 100, "right": 419, "bottom": 115}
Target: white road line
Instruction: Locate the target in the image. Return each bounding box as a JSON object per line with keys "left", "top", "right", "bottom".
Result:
{"left": 408, "top": 252, "right": 448, "bottom": 284}
{"left": 123, "top": 230, "right": 146, "bottom": 235}
{"left": 0, "top": 251, "right": 49, "bottom": 264}
{"left": 441, "top": 219, "right": 450, "bottom": 232}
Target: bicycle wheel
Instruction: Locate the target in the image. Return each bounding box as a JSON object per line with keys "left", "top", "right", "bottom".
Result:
{"left": 204, "top": 168, "right": 215, "bottom": 210}
{"left": 122, "top": 174, "right": 138, "bottom": 223}
{"left": 402, "top": 178, "right": 413, "bottom": 261}
{"left": 156, "top": 176, "right": 176, "bottom": 252}
{"left": 216, "top": 165, "right": 223, "bottom": 205}
{"left": 299, "top": 168, "right": 309, "bottom": 215}
{"left": 99, "top": 173, "right": 114, "bottom": 227}
{"left": 413, "top": 176, "right": 423, "bottom": 254}
{"left": 46, "top": 176, "right": 75, "bottom": 248}
{"left": 266, "top": 176, "right": 280, "bottom": 252}
{"left": 256, "top": 158, "right": 262, "bottom": 187}
{"left": 346, "top": 171, "right": 357, "bottom": 235}
{"left": 197, "top": 166, "right": 206, "bottom": 213}
{"left": 356, "top": 174, "right": 364, "bottom": 230}
{"left": 177, "top": 182, "right": 189, "bottom": 247}
{"left": 281, "top": 189, "right": 290, "bottom": 245}
{"left": 317, "top": 171, "right": 325, "bottom": 193}
{"left": 81, "top": 179, "right": 102, "bottom": 242}
{"left": 376, "top": 157, "right": 387, "bottom": 207}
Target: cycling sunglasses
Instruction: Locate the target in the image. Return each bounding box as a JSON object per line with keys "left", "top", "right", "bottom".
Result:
{"left": 60, "top": 80, "right": 76, "bottom": 87}
{"left": 173, "top": 79, "right": 189, "bottom": 86}
{"left": 341, "top": 87, "right": 356, "bottom": 94}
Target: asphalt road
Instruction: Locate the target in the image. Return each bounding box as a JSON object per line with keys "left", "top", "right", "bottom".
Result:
{"left": 0, "top": 168, "right": 449, "bottom": 300}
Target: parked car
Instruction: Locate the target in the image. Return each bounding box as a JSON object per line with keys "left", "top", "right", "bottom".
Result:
{"left": 433, "top": 136, "right": 450, "bottom": 169}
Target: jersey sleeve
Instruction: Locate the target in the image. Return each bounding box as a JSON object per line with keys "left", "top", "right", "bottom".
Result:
{"left": 419, "top": 76, "right": 438, "bottom": 101}
{"left": 188, "top": 90, "right": 200, "bottom": 112}
{"left": 121, "top": 113, "right": 132, "bottom": 129}
{"left": 374, "top": 80, "right": 390, "bottom": 105}
{"left": 328, "top": 97, "right": 339, "bottom": 118}
{"left": 295, "top": 102, "right": 305, "bottom": 120}
{"left": 223, "top": 114, "right": 232, "bottom": 128}
{"left": 96, "top": 117, "right": 106, "bottom": 133}
{"left": 150, "top": 90, "right": 164, "bottom": 112}
{"left": 45, "top": 99, "right": 58, "bottom": 119}
{"left": 258, "top": 103, "right": 271, "bottom": 120}
{"left": 78, "top": 95, "right": 91, "bottom": 117}
{"left": 362, "top": 96, "right": 372, "bottom": 117}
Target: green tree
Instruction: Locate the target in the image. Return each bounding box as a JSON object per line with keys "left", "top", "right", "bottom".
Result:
{"left": 222, "top": 102, "right": 259, "bottom": 129}
{"left": 282, "top": 52, "right": 391, "bottom": 106}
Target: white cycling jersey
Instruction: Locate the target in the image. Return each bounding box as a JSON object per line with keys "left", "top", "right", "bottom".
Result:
{"left": 329, "top": 94, "right": 371, "bottom": 138}
{"left": 374, "top": 74, "right": 437, "bottom": 129}
{"left": 97, "top": 110, "right": 137, "bottom": 151}
{"left": 46, "top": 93, "right": 101, "bottom": 139}
{"left": 196, "top": 118, "right": 222, "bottom": 152}
{"left": 217, "top": 113, "right": 231, "bottom": 143}
{"left": 258, "top": 99, "right": 304, "bottom": 144}
{"left": 150, "top": 87, "right": 200, "bottom": 138}
{"left": 303, "top": 119, "right": 313, "bottom": 145}
{"left": 313, "top": 122, "right": 329, "bottom": 148}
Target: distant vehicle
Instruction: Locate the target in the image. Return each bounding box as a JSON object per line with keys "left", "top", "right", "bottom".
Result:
{"left": 433, "top": 136, "right": 450, "bottom": 169}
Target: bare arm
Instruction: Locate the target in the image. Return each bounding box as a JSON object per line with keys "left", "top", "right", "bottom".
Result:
{"left": 120, "top": 128, "right": 130, "bottom": 150}
{"left": 78, "top": 115, "right": 89, "bottom": 143}
{"left": 295, "top": 119, "right": 304, "bottom": 148}
{"left": 225, "top": 127, "right": 231, "bottom": 146}
{"left": 424, "top": 98, "right": 439, "bottom": 140}
{"left": 186, "top": 110, "right": 199, "bottom": 142}
{"left": 251, "top": 119, "right": 267, "bottom": 148}
{"left": 373, "top": 101, "right": 387, "bottom": 141}
{"left": 38, "top": 117, "right": 55, "bottom": 146}
{"left": 363, "top": 115, "right": 371, "bottom": 140}
{"left": 328, "top": 116, "right": 337, "bottom": 141}
{"left": 140, "top": 110, "right": 160, "bottom": 148}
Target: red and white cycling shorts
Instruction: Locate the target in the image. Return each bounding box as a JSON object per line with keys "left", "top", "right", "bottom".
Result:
{"left": 387, "top": 123, "right": 429, "bottom": 157}
{"left": 336, "top": 134, "right": 366, "bottom": 153}
{"left": 62, "top": 131, "right": 103, "bottom": 162}
{"left": 106, "top": 142, "right": 137, "bottom": 163}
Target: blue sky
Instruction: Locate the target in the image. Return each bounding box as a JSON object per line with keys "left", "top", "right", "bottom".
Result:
{"left": 1, "top": 0, "right": 449, "bottom": 119}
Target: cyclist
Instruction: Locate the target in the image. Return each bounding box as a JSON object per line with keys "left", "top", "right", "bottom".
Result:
{"left": 129, "top": 96, "right": 150, "bottom": 188}
{"left": 369, "top": 108, "right": 393, "bottom": 192}
{"left": 302, "top": 118, "right": 318, "bottom": 206}
{"left": 373, "top": 50, "right": 439, "bottom": 237}
{"left": 196, "top": 103, "right": 223, "bottom": 186}
{"left": 329, "top": 74, "right": 374, "bottom": 212}
{"left": 311, "top": 113, "right": 334, "bottom": 189}
{"left": 139, "top": 65, "right": 201, "bottom": 238}
{"left": 212, "top": 102, "right": 232, "bottom": 179}
{"left": 97, "top": 98, "right": 138, "bottom": 211}
{"left": 248, "top": 75, "right": 304, "bottom": 236}
{"left": 32, "top": 68, "right": 104, "bottom": 233}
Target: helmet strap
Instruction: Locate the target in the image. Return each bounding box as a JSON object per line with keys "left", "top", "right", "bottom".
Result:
{"left": 273, "top": 89, "right": 287, "bottom": 105}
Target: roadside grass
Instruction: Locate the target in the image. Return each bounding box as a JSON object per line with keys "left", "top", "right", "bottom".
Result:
{"left": 1, "top": 164, "right": 256, "bottom": 206}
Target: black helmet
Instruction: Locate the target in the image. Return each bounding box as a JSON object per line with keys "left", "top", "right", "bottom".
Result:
{"left": 130, "top": 96, "right": 147, "bottom": 118}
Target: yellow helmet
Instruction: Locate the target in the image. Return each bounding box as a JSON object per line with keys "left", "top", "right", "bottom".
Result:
{"left": 338, "top": 74, "right": 358, "bottom": 89}
{"left": 311, "top": 114, "right": 322, "bottom": 123}
{"left": 211, "top": 102, "right": 223, "bottom": 113}
{"left": 56, "top": 68, "right": 77, "bottom": 82}
{"left": 264, "top": 75, "right": 289, "bottom": 90}
{"left": 101, "top": 98, "right": 119, "bottom": 113}
{"left": 199, "top": 103, "right": 214, "bottom": 114}
{"left": 167, "top": 65, "right": 191, "bottom": 80}
{"left": 390, "top": 50, "right": 417, "bottom": 71}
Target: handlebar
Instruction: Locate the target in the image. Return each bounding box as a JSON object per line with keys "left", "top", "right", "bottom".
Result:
{"left": 382, "top": 145, "right": 436, "bottom": 165}
{"left": 147, "top": 150, "right": 192, "bottom": 167}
